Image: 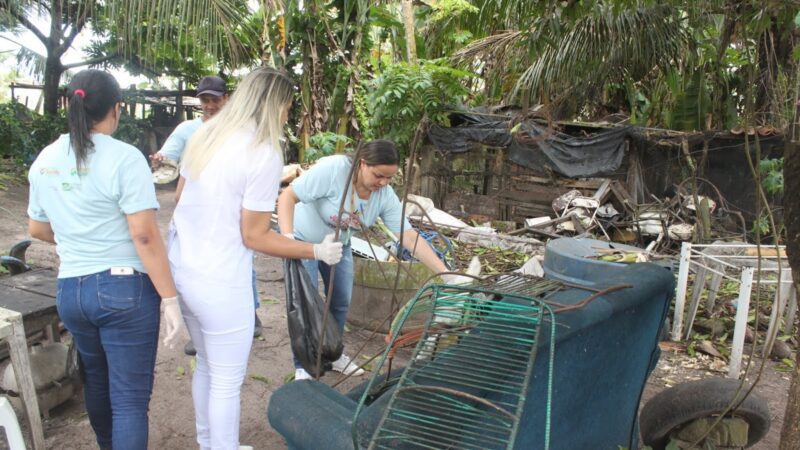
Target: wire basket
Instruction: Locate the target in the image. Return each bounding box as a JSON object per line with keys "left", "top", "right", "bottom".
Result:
{"left": 354, "top": 275, "right": 561, "bottom": 450}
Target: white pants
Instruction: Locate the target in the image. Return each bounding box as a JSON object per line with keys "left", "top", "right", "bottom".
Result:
{"left": 175, "top": 275, "right": 254, "bottom": 450}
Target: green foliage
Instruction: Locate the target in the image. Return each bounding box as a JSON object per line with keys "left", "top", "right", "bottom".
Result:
{"left": 0, "top": 103, "right": 154, "bottom": 170}
{"left": 306, "top": 132, "right": 352, "bottom": 162}
{"left": 113, "top": 111, "right": 151, "bottom": 153}
{"left": 759, "top": 157, "right": 784, "bottom": 195}
{"left": 751, "top": 213, "right": 771, "bottom": 237}
{"left": 0, "top": 102, "right": 66, "bottom": 165}
{"left": 367, "top": 60, "right": 472, "bottom": 147}
{"left": 428, "top": 0, "right": 478, "bottom": 22}
{"left": 353, "top": 82, "right": 374, "bottom": 141}
{"left": 662, "top": 68, "right": 713, "bottom": 132}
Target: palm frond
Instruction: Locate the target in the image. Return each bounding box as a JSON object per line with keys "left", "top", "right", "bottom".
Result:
{"left": 450, "top": 30, "right": 524, "bottom": 64}
{"left": 512, "top": 4, "right": 689, "bottom": 107}
{"left": 106, "top": 0, "right": 257, "bottom": 67}
{"left": 14, "top": 46, "right": 45, "bottom": 80}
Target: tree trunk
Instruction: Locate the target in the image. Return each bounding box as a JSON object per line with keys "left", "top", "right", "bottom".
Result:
{"left": 401, "top": 0, "right": 417, "bottom": 64}
{"left": 42, "top": 55, "right": 63, "bottom": 115}
{"left": 779, "top": 138, "right": 800, "bottom": 449}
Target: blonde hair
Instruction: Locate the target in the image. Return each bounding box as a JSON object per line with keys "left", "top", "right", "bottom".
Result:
{"left": 182, "top": 68, "right": 294, "bottom": 179}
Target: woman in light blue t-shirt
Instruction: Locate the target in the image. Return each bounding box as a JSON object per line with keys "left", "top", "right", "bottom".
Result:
{"left": 277, "top": 139, "right": 467, "bottom": 381}
{"left": 27, "top": 70, "right": 182, "bottom": 450}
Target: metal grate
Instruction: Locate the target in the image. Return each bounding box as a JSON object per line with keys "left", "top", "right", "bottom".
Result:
{"left": 357, "top": 275, "right": 561, "bottom": 450}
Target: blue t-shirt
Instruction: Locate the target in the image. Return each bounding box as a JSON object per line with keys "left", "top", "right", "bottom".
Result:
{"left": 157, "top": 117, "right": 203, "bottom": 161}
{"left": 291, "top": 155, "right": 412, "bottom": 245}
{"left": 28, "top": 134, "right": 160, "bottom": 278}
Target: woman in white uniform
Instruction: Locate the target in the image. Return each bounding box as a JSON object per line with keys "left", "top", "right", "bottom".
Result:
{"left": 168, "top": 68, "right": 342, "bottom": 450}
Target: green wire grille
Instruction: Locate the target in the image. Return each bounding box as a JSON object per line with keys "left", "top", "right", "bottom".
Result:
{"left": 354, "top": 275, "right": 561, "bottom": 450}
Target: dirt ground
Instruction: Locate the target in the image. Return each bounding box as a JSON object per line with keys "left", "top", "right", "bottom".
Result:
{"left": 0, "top": 183, "right": 790, "bottom": 449}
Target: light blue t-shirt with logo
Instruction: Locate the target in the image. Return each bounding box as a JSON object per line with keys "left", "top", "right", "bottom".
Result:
{"left": 291, "top": 155, "right": 412, "bottom": 245}
{"left": 28, "top": 134, "right": 160, "bottom": 278}
{"left": 157, "top": 117, "right": 203, "bottom": 161}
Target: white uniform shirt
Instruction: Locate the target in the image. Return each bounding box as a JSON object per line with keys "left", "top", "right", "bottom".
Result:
{"left": 168, "top": 124, "right": 282, "bottom": 288}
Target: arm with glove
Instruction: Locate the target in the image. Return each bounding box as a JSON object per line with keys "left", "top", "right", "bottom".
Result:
{"left": 399, "top": 229, "right": 481, "bottom": 285}
{"left": 241, "top": 208, "right": 343, "bottom": 265}
{"left": 125, "top": 209, "right": 185, "bottom": 348}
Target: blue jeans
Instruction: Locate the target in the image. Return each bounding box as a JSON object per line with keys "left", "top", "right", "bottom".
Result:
{"left": 293, "top": 246, "right": 353, "bottom": 368}
{"left": 57, "top": 269, "right": 161, "bottom": 450}
{"left": 252, "top": 269, "right": 259, "bottom": 310}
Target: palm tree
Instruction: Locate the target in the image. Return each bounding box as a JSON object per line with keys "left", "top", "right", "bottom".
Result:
{"left": 451, "top": 3, "right": 689, "bottom": 119}
{"left": 0, "top": 0, "right": 256, "bottom": 115}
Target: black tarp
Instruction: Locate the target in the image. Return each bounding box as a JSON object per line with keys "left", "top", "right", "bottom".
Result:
{"left": 427, "top": 112, "right": 631, "bottom": 178}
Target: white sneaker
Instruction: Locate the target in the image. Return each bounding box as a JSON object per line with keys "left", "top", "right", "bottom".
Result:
{"left": 239, "top": 446, "right": 254, "bottom": 450}
{"left": 332, "top": 354, "right": 365, "bottom": 376}
{"left": 294, "top": 368, "right": 312, "bottom": 381}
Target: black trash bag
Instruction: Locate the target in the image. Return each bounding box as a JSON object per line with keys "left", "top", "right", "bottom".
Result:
{"left": 284, "top": 258, "right": 344, "bottom": 378}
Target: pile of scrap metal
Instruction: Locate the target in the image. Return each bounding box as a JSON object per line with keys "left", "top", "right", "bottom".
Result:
{"left": 499, "top": 176, "right": 746, "bottom": 256}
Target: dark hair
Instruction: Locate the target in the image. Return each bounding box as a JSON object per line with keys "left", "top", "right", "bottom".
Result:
{"left": 67, "top": 70, "right": 122, "bottom": 168}
{"left": 359, "top": 139, "right": 399, "bottom": 166}
{"left": 350, "top": 139, "right": 399, "bottom": 185}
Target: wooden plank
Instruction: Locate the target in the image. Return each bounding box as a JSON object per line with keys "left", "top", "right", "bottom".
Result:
{"left": 508, "top": 174, "right": 608, "bottom": 190}
{"left": 0, "top": 309, "right": 45, "bottom": 449}
{"left": 763, "top": 269, "right": 793, "bottom": 357}
{"left": 0, "top": 286, "right": 57, "bottom": 322}
{"left": 609, "top": 180, "right": 636, "bottom": 212}
{"left": 729, "top": 268, "right": 754, "bottom": 379}
{"left": 442, "top": 192, "right": 498, "bottom": 217}
{"left": 672, "top": 243, "right": 692, "bottom": 341}
{"left": 508, "top": 182, "right": 565, "bottom": 199}
{"left": 0, "top": 269, "right": 60, "bottom": 341}
{"left": 0, "top": 269, "right": 58, "bottom": 297}
{"left": 592, "top": 179, "right": 612, "bottom": 204}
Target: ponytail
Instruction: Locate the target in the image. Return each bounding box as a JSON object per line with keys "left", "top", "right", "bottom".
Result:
{"left": 66, "top": 70, "right": 122, "bottom": 169}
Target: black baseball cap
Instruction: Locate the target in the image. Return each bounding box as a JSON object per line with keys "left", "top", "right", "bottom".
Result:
{"left": 196, "top": 76, "right": 227, "bottom": 97}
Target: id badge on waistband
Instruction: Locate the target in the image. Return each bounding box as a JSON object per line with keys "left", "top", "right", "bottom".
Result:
{"left": 110, "top": 266, "right": 135, "bottom": 276}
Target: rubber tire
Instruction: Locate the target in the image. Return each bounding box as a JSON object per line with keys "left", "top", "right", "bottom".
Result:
{"left": 640, "top": 378, "right": 771, "bottom": 449}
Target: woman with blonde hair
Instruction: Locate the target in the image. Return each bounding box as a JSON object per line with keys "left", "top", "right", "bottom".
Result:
{"left": 169, "top": 67, "right": 342, "bottom": 450}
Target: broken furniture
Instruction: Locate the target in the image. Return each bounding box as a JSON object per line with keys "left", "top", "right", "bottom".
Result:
{"left": 671, "top": 242, "right": 794, "bottom": 378}
{"left": 363, "top": 275, "right": 558, "bottom": 449}
{"left": 268, "top": 260, "right": 675, "bottom": 449}
{"left": 0, "top": 256, "right": 81, "bottom": 443}
{"left": 0, "top": 269, "right": 62, "bottom": 346}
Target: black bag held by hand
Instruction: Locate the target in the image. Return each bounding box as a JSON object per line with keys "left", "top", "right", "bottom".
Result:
{"left": 284, "top": 258, "right": 344, "bottom": 378}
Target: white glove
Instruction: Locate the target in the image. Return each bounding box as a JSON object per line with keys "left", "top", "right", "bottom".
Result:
{"left": 313, "top": 233, "right": 343, "bottom": 265}
{"left": 441, "top": 256, "right": 482, "bottom": 285}
{"left": 161, "top": 296, "right": 185, "bottom": 349}
{"left": 441, "top": 273, "right": 474, "bottom": 285}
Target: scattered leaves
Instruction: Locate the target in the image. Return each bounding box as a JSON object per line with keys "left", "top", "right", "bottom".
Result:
{"left": 249, "top": 374, "right": 271, "bottom": 385}
{"left": 260, "top": 297, "right": 280, "bottom": 306}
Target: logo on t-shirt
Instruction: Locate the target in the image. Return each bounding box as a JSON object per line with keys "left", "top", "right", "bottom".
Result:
{"left": 328, "top": 211, "right": 363, "bottom": 231}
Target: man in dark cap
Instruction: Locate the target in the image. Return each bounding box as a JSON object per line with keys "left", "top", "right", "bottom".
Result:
{"left": 151, "top": 76, "right": 228, "bottom": 163}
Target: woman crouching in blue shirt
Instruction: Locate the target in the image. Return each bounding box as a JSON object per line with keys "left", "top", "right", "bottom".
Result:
{"left": 27, "top": 70, "right": 182, "bottom": 450}
{"left": 277, "top": 139, "right": 471, "bottom": 381}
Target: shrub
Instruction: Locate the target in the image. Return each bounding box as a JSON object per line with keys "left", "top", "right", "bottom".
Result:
{"left": 0, "top": 102, "right": 67, "bottom": 165}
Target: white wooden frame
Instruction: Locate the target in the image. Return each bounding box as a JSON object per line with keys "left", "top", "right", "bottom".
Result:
{"left": 671, "top": 242, "right": 795, "bottom": 379}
